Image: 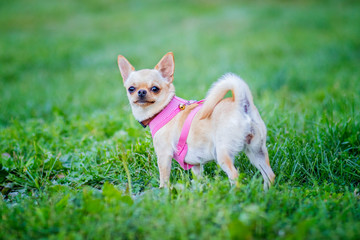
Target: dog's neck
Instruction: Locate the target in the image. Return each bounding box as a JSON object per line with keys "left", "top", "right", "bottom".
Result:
{"left": 139, "top": 115, "right": 157, "bottom": 128}
{"left": 131, "top": 92, "right": 175, "bottom": 122}
{"left": 139, "top": 96, "right": 190, "bottom": 133}
{"left": 137, "top": 93, "right": 175, "bottom": 127}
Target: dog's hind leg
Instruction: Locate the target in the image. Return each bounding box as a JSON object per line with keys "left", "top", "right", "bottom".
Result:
{"left": 216, "top": 149, "right": 239, "bottom": 184}
{"left": 245, "top": 144, "right": 275, "bottom": 191}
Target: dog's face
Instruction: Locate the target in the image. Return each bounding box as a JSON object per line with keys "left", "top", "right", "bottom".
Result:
{"left": 124, "top": 69, "right": 172, "bottom": 108}
{"left": 118, "top": 52, "right": 176, "bottom": 122}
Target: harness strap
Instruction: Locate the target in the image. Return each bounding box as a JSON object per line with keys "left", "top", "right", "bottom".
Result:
{"left": 173, "top": 104, "right": 203, "bottom": 170}
{"left": 149, "top": 96, "right": 187, "bottom": 137}
{"left": 147, "top": 96, "right": 204, "bottom": 170}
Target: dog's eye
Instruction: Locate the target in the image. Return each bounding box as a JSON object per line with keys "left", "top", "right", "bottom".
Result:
{"left": 128, "top": 86, "right": 136, "bottom": 93}
{"left": 151, "top": 86, "right": 159, "bottom": 92}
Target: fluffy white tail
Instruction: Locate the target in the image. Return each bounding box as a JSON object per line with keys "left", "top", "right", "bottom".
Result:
{"left": 199, "top": 73, "right": 254, "bottom": 119}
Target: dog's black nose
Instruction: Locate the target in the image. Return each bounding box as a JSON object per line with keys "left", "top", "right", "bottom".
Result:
{"left": 138, "top": 89, "right": 147, "bottom": 98}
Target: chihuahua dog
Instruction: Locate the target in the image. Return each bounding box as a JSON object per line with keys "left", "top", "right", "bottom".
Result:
{"left": 117, "top": 52, "right": 275, "bottom": 190}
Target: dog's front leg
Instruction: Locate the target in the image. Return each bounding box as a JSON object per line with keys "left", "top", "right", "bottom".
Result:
{"left": 191, "top": 164, "right": 203, "bottom": 179}
{"left": 153, "top": 137, "right": 173, "bottom": 188}
{"left": 156, "top": 153, "right": 172, "bottom": 188}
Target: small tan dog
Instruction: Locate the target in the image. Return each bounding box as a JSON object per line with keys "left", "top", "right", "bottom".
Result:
{"left": 117, "top": 52, "right": 275, "bottom": 190}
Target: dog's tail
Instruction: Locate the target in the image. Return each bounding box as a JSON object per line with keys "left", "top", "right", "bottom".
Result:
{"left": 199, "top": 73, "right": 254, "bottom": 119}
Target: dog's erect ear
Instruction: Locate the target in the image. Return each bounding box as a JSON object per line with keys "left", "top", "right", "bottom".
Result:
{"left": 155, "top": 52, "right": 174, "bottom": 83}
{"left": 118, "top": 55, "right": 135, "bottom": 83}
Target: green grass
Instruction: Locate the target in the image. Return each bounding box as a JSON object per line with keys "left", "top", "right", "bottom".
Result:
{"left": 1, "top": 0, "right": 360, "bottom": 239}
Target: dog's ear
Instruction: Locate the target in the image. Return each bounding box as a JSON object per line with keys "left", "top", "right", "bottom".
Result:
{"left": 155, "top": 52, "right": 174, "bottom": 83}
{"left": 118, "top": 55, "right": 135, "bottom": 83}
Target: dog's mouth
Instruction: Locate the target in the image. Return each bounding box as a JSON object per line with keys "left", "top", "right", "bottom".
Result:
{"left": 134, "top": 100, "right": 156, "bottom": 106}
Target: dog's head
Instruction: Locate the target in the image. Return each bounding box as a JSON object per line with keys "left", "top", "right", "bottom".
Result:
{"left": 117, "top": 52, "right": 176, "bottom": 122}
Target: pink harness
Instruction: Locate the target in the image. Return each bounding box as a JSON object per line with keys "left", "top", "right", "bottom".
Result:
{"left": 144, "top": 96, "right": 204, "bottom": 170}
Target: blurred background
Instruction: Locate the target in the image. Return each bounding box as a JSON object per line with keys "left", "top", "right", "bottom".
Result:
{"left": 1, "top": 0, "right": 359, "bottom": 127}
{"left": 1, "top": 3, "right": 360, "bottom": 237}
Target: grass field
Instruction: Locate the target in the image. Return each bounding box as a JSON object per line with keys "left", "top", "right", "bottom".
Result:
{"left": 1, "top": 0, "right": 360, "bottom": 239}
